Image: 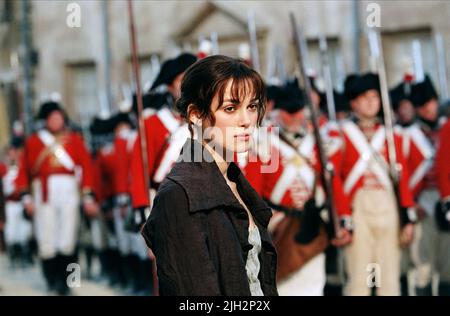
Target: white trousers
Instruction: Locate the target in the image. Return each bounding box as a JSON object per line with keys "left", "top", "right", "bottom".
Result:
{"left": 33, "top": 175, "right": 80, "bottom": 259}
{"left": 277, "top": 253, "right": 326, "bottom": 296}
{"left": 113, "top": 206, "right": 148, "bottom": 259}
{"left": 4, "top": 201, "right": 32, "bottom": 245}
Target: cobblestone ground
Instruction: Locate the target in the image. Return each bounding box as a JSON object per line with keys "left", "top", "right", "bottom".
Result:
{"left": 0, "top": 253, "right": 121, "bottom": 296}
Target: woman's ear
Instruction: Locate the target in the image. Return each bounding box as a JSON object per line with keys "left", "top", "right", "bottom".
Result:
{"left": 187, "top": 104, "right": 201, "bottom": 126}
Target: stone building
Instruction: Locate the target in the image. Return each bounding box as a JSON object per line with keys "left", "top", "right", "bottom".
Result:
{"left": 0, "top": 0, "right": 449, "bottom": 145}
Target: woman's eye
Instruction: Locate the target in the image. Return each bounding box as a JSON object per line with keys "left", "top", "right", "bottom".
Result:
{"left": 248, "top": 104, "right": 258, "bottom": 111}
{"left": 224, "top": 106, "right": 236, "bottom": 113}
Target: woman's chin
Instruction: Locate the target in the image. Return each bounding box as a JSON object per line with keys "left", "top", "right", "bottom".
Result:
{"left": 233, "top": 141, "right": 251, "bottom": 154}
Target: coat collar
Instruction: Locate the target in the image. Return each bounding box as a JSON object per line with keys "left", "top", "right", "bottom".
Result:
{"left": 166, "top": 138, "right": 272, "bottom": 227}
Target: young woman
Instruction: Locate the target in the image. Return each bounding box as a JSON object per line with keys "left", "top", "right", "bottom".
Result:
{"left": 141, "top": 55, "right": 278, "bottom": 296}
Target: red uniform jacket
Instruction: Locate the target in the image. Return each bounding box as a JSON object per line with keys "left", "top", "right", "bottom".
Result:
{"left": 0, "top": 162, "right": 6, "bottom": 177}
{"left": 402, "top": 123, "right": 441, "bottom": 197}
{"left": 16, "top": 129, "right": 93, "bottom": 201}
{"left": 129, "top": 108, "right": 184, "bottom": 208}
{"left": 334, "top": 120, "right": 414, "bottom": 209}
{"left": 241, "top": 127, "right": 351, "bottom": 218}
{"left": 436, "top": 119, "right": 450, "bottom": 199}
{"left": 95, "top": 143, "right": 116, "bottom": 201}
{"left": 112, "top": 136, "right": 131, "bottom": 196}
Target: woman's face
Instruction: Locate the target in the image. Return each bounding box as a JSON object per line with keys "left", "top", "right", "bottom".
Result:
{"left": 200, "top": 79, "right": 259, "bottom": 156}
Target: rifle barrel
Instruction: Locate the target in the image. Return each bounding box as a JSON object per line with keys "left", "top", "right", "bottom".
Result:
{"left": 290, "top": 12, "right": 339, "bottom": 239}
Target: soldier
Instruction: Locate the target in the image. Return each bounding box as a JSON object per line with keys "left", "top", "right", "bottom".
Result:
{"left": 88, "top": 116, "right": 117, "bottom": 284}
{"left": 247, "top": 83, "right": 352, "bottom": 295}
{"left": 129, "top": 53, "right": 197, "bottom": 219}
{"left": 389, "top": 74, "right": 417, "bottom": 296}
{"left": 337, "top": 73, "right": 416, "bottom": 296}
{"left": 107, "top": 111, "right": 153, "bottom": 295}
{"left": 406, "top": 75, "right": 449, "bottom": 296}
{"left": 2, "top": 137, "right": 33, "bottom": 268}
{"left": 16, "top": 100, "right": 99, "bottom": 295}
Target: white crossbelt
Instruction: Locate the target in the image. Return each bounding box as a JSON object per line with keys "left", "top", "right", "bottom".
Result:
{"left": 342, "top": 121, "right": 391, "bottom": 194}
{"left": 37, "top": 129, "right": 75, "bottom": 171}
{"left": 406, "top": 124, "right": 435, "bottom": 190}
{"left": 270, "top": 138, "right": 315, "bottom": 205}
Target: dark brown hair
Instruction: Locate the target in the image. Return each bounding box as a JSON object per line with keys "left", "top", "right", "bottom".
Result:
{"left": 176, "top": 55, "right": 267, "bottom": 136}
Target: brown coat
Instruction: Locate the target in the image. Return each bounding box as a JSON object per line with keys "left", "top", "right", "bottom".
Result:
{"left": 142, "top": 139, "right": 278, "bottom": 296}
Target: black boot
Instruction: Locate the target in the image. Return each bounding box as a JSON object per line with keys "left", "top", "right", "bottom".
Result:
{"left": 108, "top": 249, "right": 122, "bottom": 287}
{"left": 22, "top": 243, "right": 34, "bottom": 267}
{"left": 97, "top": 250, "right": 111, "bottom": 282}
{"left": 84, "top": 246, "right": 94, "bottom": 280}
{"left": 438, "top": 282, "right": 450, "bottom": 296}
{"left": 56, "top": 254, "right": 78, "bottom": 296}
{"left": 400, "top": 275, "right": 409, "bottom": 296}
{"left": 7, "top": 245, "right": 16, "bottom": 268}
{"left": 137, "top": 259, "right": 154, "bottom": 296}
{"left": 123, "top": 254, "right": 138, "bottom": 295}
{"left": 118, "top": 254, "right": 134, "bottom": 293}
{"left": 41, "top": 257, "right": 58, "bottom": 293}
{"left": 416, "top": 283, "right": 433, "bottom": 296}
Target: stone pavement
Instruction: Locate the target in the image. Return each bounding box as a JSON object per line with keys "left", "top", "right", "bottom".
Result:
{"left": 0, "top": 253, "right": 121, "bottom": 296}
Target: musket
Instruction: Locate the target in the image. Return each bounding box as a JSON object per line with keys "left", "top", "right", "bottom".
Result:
{"left": 275, "top": 44, "right": 287, "bottom": 84}
{"left": 367, "top": 29, "right": 404, "bottom": 224}
{"left": 247, "top": 10, "right": 261, "bottom": 72}
{"left": 319, "top": 35, "right": 337, "bottom": 122}
{"left": 289, "top": 13, "right": 339, "bottom": 239}
{"left": 412, "top": 40, "right": 424, "bottom": 83}
{"left": 434, "top": 33, "right": 449, "bottom": 101}
{"left": 266, "top": 44, "right": 287, "bottom": 86}
{"left": 126, "top": 0, "right": 158, "bottom": 296}
{"left": 210, "top": 32, "right": 220, "bottom": 55}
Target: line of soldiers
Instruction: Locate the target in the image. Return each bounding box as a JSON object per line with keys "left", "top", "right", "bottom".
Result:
{"left": 1, "top": 48, "right": 449, "bottom": 296}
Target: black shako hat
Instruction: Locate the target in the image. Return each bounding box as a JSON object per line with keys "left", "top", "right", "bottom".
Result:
{"left": 10, "top": 136, "right": 24, "bottom": 149}
{"left": 266, "top": 85, "right": 282, "bottom": 102}
{"left": 37, "top": 101, "right": 66, "bottom": 120}
{"left": 273, "top": 84, "right": 305, "bottom": 114}
{"left": 344, "top": 73, "right": 380, "bottom": 101}
{"left": 334, "top": 90, "right": 350, "bottom": 113}
{"left": 111, "top": 112, "right": 134, "bottom": 130}
{"left": 410, "top": 75, "right": 438, "bottom": 108}
{"left": 89, "top": 116, "right": 115, "bottom": 136}
{"left": 390, "top": 81, "right": 413, "bottom": 111}
{"left": 150, "top": 53, "right": 197, "bottom": 90}
{"left": 131, "top": 91, "right": 172, "bottom": 114}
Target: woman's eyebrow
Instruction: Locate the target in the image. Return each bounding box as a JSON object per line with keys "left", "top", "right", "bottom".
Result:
{"left": 222, "top": 98, "right": 240, "bottom": 104}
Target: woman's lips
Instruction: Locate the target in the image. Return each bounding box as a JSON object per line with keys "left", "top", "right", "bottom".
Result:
{"left": 234, "top": 134, "right": 250, "bottom": 141}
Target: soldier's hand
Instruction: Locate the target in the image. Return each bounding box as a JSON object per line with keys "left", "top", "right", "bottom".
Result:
{"left": 331, "top": 228, "right": 352, "bottom": 247}
{"left": 83, "top": 200, "right": 99, "bottom": 218}
{"left": 400, "top": 223, "right": 414, "bottom": 248}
